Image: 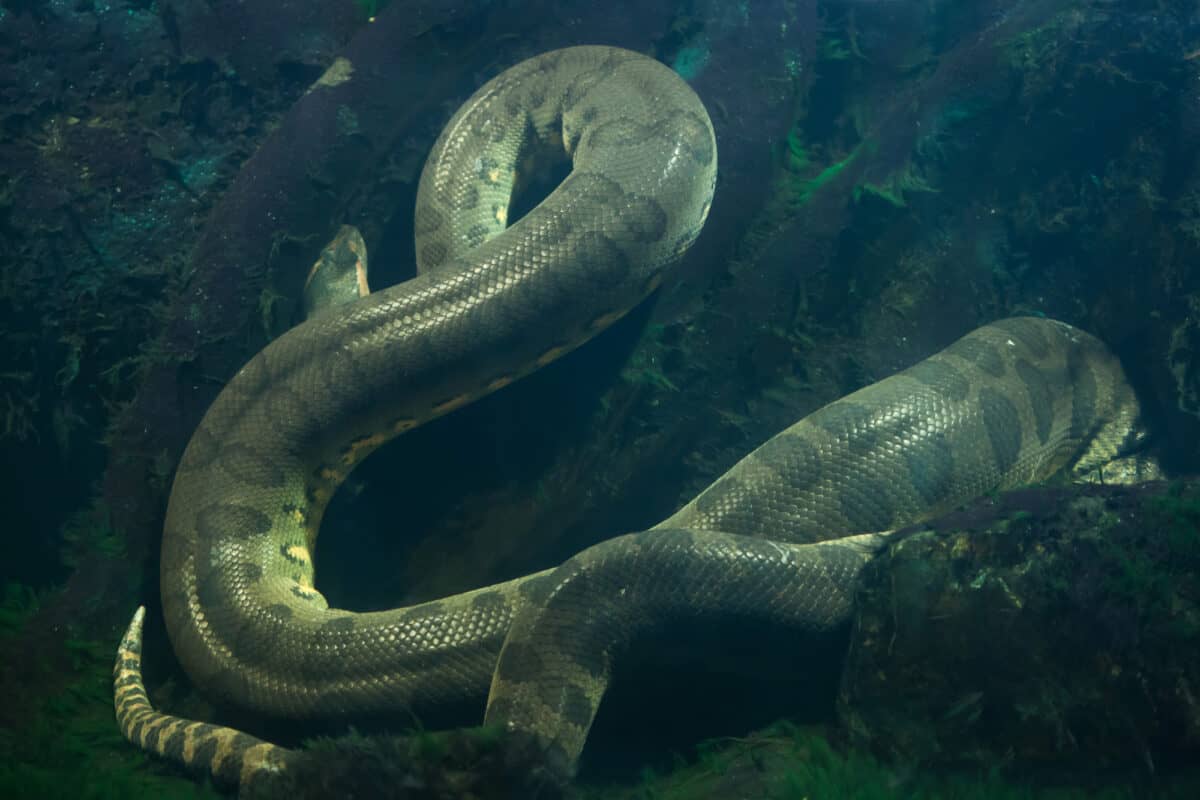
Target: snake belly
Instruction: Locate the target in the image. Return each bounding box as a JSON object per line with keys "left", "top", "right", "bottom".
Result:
{"left": 114, "top": 45, "right": 1147, "bottom": 792}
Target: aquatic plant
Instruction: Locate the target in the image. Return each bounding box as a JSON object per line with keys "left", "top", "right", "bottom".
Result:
{"left": 0, "top": 581, "right": 40, "bottom": 638}
{"left": 1055, "top": 483, "right": 1200, "bottom": 655}
{"left": 59, "top": 500, "right": 125, "bottom": 571}
{"left": 247, "top": 725, "right": 551, "bottom": 800}
{"left": 0, "top": 624, "right": 219, "bottom": 800}
{"left": 581, "top": 720, "right": 1200, "bottom": 800}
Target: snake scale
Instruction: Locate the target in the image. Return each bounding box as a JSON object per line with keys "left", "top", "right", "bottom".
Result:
{"left": 113, "top": 46, "right": 1146, "bottom": 793}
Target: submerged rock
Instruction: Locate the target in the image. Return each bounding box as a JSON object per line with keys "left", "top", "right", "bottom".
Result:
{"left": 840, "top": 480, "right": 1200, "bottom": 775}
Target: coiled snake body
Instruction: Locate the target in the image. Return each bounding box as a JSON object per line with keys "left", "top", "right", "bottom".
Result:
{"left": 114, "top": 46, "right": 1145, "bottom": 791}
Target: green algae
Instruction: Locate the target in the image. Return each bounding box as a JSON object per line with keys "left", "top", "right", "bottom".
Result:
{"left": 0, "top": 609, "right": 219, "bottom": 800}
{"left": 583, "top": 721, "right": 1200, "bottom": 800}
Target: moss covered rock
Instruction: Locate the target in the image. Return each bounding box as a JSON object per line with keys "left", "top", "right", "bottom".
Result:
{"left": 840, "top": 480, "right": 1200, "bottom": 773}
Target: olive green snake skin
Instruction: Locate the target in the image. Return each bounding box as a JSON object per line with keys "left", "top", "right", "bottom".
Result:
{"left": 114, "top": 46, "right": 1147, "bottom": 792}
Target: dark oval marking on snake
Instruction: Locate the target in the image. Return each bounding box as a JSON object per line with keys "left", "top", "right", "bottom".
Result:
{"left": 673, "top": 111, "right": 717, "bottom": 166}
{"left": 464, "top": 223, "right": 492, "bottom": 248}
{"left": 906, "top": 357, "right": 970, "bottom": 402}
{"left": 1015, "top": 358, "right": 1054, "bottom": 444}
{"left": 839, "top": 475, "right": 898, "bottom": 533}
{"left": 470, "top": 590, "right": 508, "bottom": 614}
{"left": 948, "top": 336, "right": 1006, "bottom": 379}
{"left": 420, "top": 241, "right": 448, "bottom": 270}
{"left": 195, "top": 503, "right": 272, "bottom": 542}
{"left": 586, "top": 117, "right": 652, "bottom": 152}
{"left": 177, "top": 426, "right": 221, "bottom": 473}
{"left": 516, "top": 573, "right": 558, "bottom": 606}
{"left": 755, "top": 431, "right": 823, "bottom": 492}
{"left": 263, "top": 385, "right": 310, "bottom": 436}
{"left": 322, "top": 357, "right": 381, "bottom": 420}
{"left": 528, "top": 86, "right": 549, "bottom": 109}
{"left": 414, "top": 204, "right": 445, "bottom": 236}
{"left": 229, "top": 355, "right": 272, "bottom": 398}
{"left": 562, "top": 635, "right": 608, "bottom": 681}
{"left": 653, "top": 528, "right": 697, "bottom": 552}
{"left": 979, "top": 387, "right": 1023, "bottom": 473}
{"left": 320, "top": 615, "right": 356, "bottom": 633}
{"left": 401, "top": 602, "right": 446, "bottom": 623}
{"left": 495, "top": 641, "right": 544, "bottom": 683}
{"left": 903, "top": 430, "right": 955, "bottom": 506}
{"left": 693, "top": 475, "right": 746, "bottom": 520}
{"left": 451, "top": 184, "right": 480, "bottom": 212}
{"left": 560, "top": 683, "right": 594, "bottom": 729}
{"left": 536, "top": 212, "right": 575, "bottom": 246}
{"left": 267, "top": 603, "right": 294, "bottom": 620}
{"left": 813, "top": 401, "right": 881, "bottom": 455}
{"left": 219, "top": 443, "right": 286, "bottom": 488}
{"left": 993, "top": 317, "right": 1051, "bottom": 358}
{"left": 195, "top": 570, "right": 225, "bottom": 611}
{"left": 1068, "top": 345, "right": 1099, "bottom": 439}
{"left": 502, "top": 92, "right": 526, "bottom": 120}
{"left": 567, "top": 170, "right": 627, "bottom": 207}
{"left": 559, "top": 230, "right": 634, "bottom": 292}
{"left": 618, "top": 195, "right": 669, "bottom": 243}
{"left": 563, "top": 65, "right": 618, "bottom": 113}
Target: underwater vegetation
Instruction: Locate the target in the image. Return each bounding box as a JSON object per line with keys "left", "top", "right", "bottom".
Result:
{"left": 0, "top": 582, "right": 219, "bottom": 799}
{"left": 217, "top": 718, "right": 1200, "bottom": 799}
{"left": 843, "top": 481, "right": 1200, "bottom": 776}
{"left": 588, "top": 721, "right": 1200, "bottom": 800}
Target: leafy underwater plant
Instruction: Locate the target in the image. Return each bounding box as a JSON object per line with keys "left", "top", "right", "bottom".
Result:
{"left": 579, "top": 720, "right": 1200, "bottom": 800}
{"left": 0, "top": 612, "right": 219, "bottom": 800}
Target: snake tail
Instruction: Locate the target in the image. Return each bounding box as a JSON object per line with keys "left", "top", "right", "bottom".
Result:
{"left": 115, "top": 607, "right": 569, "bottom": 798}
{"left": 114, "top": 606, "right": 295, "bottom": 792}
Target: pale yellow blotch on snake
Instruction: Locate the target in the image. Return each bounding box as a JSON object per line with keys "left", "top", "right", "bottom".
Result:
{"left": 114, "top": 46, "right": 1149, "bottom": 791}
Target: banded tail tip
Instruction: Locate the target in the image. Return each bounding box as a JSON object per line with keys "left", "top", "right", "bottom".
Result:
{"left": 118, "top": 605, "right": 145, "bottom": 656}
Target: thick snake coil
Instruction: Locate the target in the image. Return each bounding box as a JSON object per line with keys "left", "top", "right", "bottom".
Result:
{"left": 114, "top": 46, "right": 1146, "bottom": 792}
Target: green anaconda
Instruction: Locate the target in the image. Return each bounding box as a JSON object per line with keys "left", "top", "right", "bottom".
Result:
{"left": 114, "top": 46, "right": 1148, "bottom": 792}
